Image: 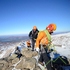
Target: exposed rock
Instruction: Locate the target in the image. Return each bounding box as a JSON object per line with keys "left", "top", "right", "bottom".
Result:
{"left": 0, "top": 60, "right": 8, "bottom": 67}
{"left": 15, "top": 57, "right": 26, "bottom": 69}
{"left": 0, "top": 63, "right": 3, "bottom": 70}
{"left": 0, "top": 63, "right": 3, "bottom": 67}
{"left": 8, "top": 62, "right": 13, "bottom": 67}
{"left": 2, "top": 66, "right": 8, "bottom": 70}
{"left": 8, "top": 54, "right": 17, "bottom": 60}
{"left": 0, "top": 59, "right": 9, "bottom": 70}
{"left": 22, "top": 69, "right": 30, "bottom": 70}
{"left": 0, "top": 47, "right": 42, "bottom": 70}
{"left": 12, "top": 58, "right": 19, "bottom": 64}
{"left": 16, "top": 57, "right": 36, "bottom": 70}
{"left": 6, "top": 66, "right": 14, "bottom": 70}
{"left": 21, "top": 48, "right": 28, "bottom": 53}
{"left": 21, "top": 48, "right": 38, "bottom": 58}
{"left": 15, "top": 61, "right": 22, "bottom": 69}
{"left": 32, "top": 51, "right": 38, "bottom": 56}
{"left": 34, "top": 66, "right": 41, "bottom": 70}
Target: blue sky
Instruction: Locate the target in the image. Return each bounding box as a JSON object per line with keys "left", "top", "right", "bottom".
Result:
{"left": 0, "top": 0, "right": 70, "bottom": 35}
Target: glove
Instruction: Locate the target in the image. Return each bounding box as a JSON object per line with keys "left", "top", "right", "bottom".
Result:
{"left": 35, "top": 47, "right": 39, "bottom": 53}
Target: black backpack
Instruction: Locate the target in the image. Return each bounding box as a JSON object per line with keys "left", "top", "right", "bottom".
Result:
{"left": 52, "top": 56, "right": 69, "bottom": 70}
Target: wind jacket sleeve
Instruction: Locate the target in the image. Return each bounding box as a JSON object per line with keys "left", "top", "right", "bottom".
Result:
{"left": 36, "top": 31, "right": 45, "bottom": 48}
{"left": 29, "top": 31, "right": 32, "bottom": 38}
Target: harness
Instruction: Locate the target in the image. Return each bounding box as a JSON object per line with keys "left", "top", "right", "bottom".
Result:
{"left": 43, "top": 29, "right": 51, "bottom": 42}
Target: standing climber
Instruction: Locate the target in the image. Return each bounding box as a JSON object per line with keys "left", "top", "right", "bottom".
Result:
{"left": 29, "top": 26, "right": 39, "bottom": 51}
{"left": 35, "top": 23, "right": 57, "bottom": 70}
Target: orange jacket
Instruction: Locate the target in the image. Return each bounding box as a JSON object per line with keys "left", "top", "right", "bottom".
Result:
{"left": 26, "top": 41, "right": 31, "bottom": 46}
{"left": 36, "top": 29, "right": 51, "bottom": 48}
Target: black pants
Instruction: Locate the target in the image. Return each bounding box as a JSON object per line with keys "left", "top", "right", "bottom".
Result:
{"left": 39, "top": 48, "right": 53, "bottom": 70}
{"left": 31, "top": 39, "right": 36, "bottom": 51}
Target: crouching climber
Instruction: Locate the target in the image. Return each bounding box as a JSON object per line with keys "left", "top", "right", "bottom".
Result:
{"left": 26, "top": 40, "right": 31, "bottom": 48}
{"left": 35, "top": 23, "right": 57, "bottom": 70}
{"left": 15, "top": 46, "right": 22, "bottom": 60}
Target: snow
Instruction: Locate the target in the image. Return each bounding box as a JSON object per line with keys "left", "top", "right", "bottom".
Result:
{"left": 51, "top": 32, "right": 70, "bottom": 59}
{"left": 0, "top": 43, "right": 21, "bottom": 59}
{"left": 0, "top": 51, "right": 6, "bottom": 59}
{"left": 0, "top": 32, "right": 70, "bottom": 59}
{"left": 55, "top": 46, "right": 70, "bottom": 59}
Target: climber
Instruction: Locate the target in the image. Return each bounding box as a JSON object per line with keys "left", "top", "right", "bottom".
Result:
{"left": 15, "top": 46, "right": 22, "bottom": 60}
{"left": 35, "top": 23, "right": 57, "bottom": 70}
{"left": 26, "top": 40, "right": 31, "bottom": 48}
{"left": 29, "top": 26, "right": 39, "bottom": 51}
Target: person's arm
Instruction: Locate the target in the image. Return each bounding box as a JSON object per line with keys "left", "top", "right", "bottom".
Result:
{"left": 29, "top": 31, "right": 32, "bottom": 39}
{"left": 36, "top": 29, "right": 39, "bottom": 34}
{"left": 36, "top": 31, "right": 44, "bottom": 48}
{"left": 35, "top": 31, "right": 45, "bottom": 52}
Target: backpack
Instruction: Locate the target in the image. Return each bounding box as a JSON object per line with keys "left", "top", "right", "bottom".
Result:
{"left": 60, "top": 65, "right": 70, "bottom": 70}
{"left": 52, "top": 56, "right": 69, "bottom": 70}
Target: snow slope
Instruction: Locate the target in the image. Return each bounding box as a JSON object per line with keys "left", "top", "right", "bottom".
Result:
{"left": 51, "top": 32, "right": 70, "bottom": 59}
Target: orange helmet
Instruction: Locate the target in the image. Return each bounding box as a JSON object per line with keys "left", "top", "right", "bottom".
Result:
{"left": 47, "top": 23, "right": 57, "bottom": 32}
{"left": 33, "top": 26, "right": 37, "bottom": 30}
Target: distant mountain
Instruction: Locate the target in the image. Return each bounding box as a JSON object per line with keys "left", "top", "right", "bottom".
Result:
{"left": 0, "top": 35, "right": 29, "bottom": 43}
{"left": 52, "top": 31, "right": 70, "bottom": 35}
{"left": 0, "top": 31, "right": 70, "bottom": 43}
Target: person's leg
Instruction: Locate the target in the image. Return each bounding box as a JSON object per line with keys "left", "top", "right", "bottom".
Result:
{"left": 31, "top": 39, "right": 35, "bottom": 51}
{"left": 42, "top": 53, "right": 53, "bottom": 70}
{"left": 39, "top": 52, "right": 52, "bottom": 70}
{"left": 38, "top": 45, "right": 52, "bottom": 70}
{"left": 39, "top": 53, "right": 44, "bottom": 66}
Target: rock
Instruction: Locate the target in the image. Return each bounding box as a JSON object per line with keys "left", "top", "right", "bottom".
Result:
{"left": 0, "top": 60, "right": 8, "bottom": 67}
{"left": 22, "top": 50, "right": 33, "bottom": 58}
{"left": 12, "top": 58, "right": 19, "bottom": 64}
{"left": 6, "top": 66, "right": 14, "bottom": 70}
{"left": 21, "top": 48, "right": 38, "bottom": 58}
{"left": 0, "top": 63, "right": 3, "bottom": 67}
{"left": 0, "top": 63, "right": 3, "bottom": 70}
{"left": 22, "top": 60, "right": 35, "bottom": 70}
{"left": 21, "top": 48, "right": 28, "bottom": 53}
{"left": 0, "top": 46, "right": 43, "bottom": 70}
{"left": 15, "top": 61, "right": 22, "bottom": 69}
{"left": 32, "top": 51, "right": 38, "bottom": 56}
{"left": 34, "top": 66, "right": 41, "bottom": 70}
{"left": 16, "top": 57, "right": 36, "bottom": 70}
{"left": 15, "top": 57, "right": 26, "bottom": 69}
{"left": 8, "top": 62, "right": 13, "bottom": 67}
{"left": 0, "top": 60, "right": 8, "bottom": 70}
{"left": 8, "top": 54, "right": 17, "bottom": 60}
{"left": 22, "top": 68, "right": 30, "bottom": 70}
{"left": 2, "top": 66, "right": 8, "bottom": 70}
{"left": 0, "top": 59, "right": 9, "bottom": 70}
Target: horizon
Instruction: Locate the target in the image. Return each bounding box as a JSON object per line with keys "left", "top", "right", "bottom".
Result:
{"left": 0, "top": 0, "right": 70, "bottom": 35}
{"left": 0, "top": 31, "right": 70, "bottom": 36}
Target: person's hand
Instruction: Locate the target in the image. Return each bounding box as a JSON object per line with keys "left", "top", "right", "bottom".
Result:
{"left": 35, "top": 47, "right": 39, "bottom": 53}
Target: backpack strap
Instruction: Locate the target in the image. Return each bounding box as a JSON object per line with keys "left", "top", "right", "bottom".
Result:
{"left": 43, "top": 29, "right": 51, "bottom": 42}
